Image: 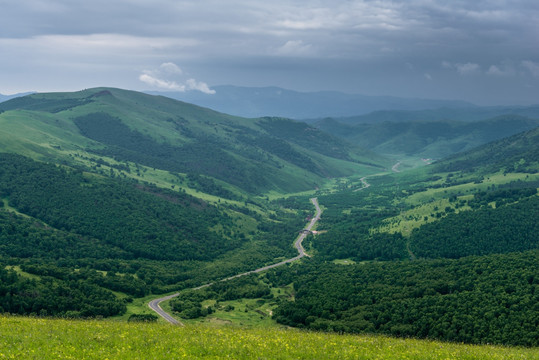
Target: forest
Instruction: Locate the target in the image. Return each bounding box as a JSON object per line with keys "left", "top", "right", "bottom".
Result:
{"left": 270, "top": 251, "right": 539, "bottom": 347}
{"left": 410, "top": 194, "right": 539, "bottom": 259}
{"left": 0, "top": 152, "right": 306, "bottom": 317}
{"left": 0, "top": 153, "right": 237, "bottom": 262}
{"left": 0, "top": 265, "right": 126, "bottom": 318}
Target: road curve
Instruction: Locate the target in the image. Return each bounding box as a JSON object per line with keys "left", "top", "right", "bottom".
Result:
{"left": 354, "top": 176, "right": 371, "bottom": 192}
{"left": 148, "top": 197, "right": 322, "bottom": 324}
{"left": 148, "top": 294, "right": 184, "bottom": 325}
{"left": 392, "top": 161, "right": 401, "bottom": 173}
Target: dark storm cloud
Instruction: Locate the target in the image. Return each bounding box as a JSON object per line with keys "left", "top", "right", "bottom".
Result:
{"left": 0, "top": 0, "right": 537, "bottom": 104}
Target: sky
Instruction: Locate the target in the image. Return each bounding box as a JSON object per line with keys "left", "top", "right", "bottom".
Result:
{"left": 1, "top": 0, "right": 538, "bottom": 105}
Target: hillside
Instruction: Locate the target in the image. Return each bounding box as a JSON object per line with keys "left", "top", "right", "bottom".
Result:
{"left": 3, "top": 316, "right": 537, "bottom": 360}
{"left": 433, "top": 125, "right": 539, "bottom": 173}
{"left": 0, "top": 87, "right": 386, "bottom": 320}
{"left": 0, "top": 152, "right": 303, "bottom": 317}
{"left": 322, "top": 105, "right": 539, "bottom": 125}
{"left": 0, "top": 87, "right": 387, "bottom": 195}
{"left": 314, "top": 115, "right": 539, "bottom": 158}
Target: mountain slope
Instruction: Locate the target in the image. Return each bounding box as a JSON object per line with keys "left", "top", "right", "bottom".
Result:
{"left": 433, "top": 125, "right": 539, "bottom": 173}
{"left": 0, "top": 153, "right": 237, "bottom": 262}
{"left": 0, "top": 87, "right": 388, "bottom": 195}
{"left": 314, "top": 115, "right": 539, "bottom": 159}
{"left": 325, "top": 105, "right": 539, "bottom": 125}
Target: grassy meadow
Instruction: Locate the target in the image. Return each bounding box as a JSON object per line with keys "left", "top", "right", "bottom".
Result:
{"left": 373, "top": 171, "right": 539, "bottom": 236}
{"left": 1, "top": 316, "right": 538, "bottom": 359}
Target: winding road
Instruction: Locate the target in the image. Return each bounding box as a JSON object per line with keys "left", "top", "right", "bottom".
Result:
{"left": 148, "top": 197, "right": 322, "bottom": 324}
{"left": 392, "top": 161, "right": 401, "bottom": 173}
{"left": 354, "top": 176, "right": 371, "bottom": 192}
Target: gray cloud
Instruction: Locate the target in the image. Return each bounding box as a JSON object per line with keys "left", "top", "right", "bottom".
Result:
{"left": 522, "top": 61, "right": 539, "bottom": 78}
{"left": 0, "top": 1, "right": 537, "bottom": 104}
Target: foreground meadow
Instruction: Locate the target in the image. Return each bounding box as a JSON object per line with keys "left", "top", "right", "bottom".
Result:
{"left": 1, "top": 316, "right": 538, "bottom": 359}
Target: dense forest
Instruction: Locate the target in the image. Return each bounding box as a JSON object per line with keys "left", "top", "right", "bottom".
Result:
{"left": 271, "top": 251, "right": 539, "bottom": 346}
{"left": 304, "top": 177, "right": 410, "bottom": 261}
{"left": 410, "top": 193, "right": 539, "bottom": 259}
{"left": 314, "top": 115, "right": 539, "bottom": 159}
{"left": 0, "top": 152, "right": 307, "bottom": 317}
{"left": 0, "top": 153, "right": 237, "bottom": 262}
{"left": 258, "top": 117, "right": 353, "bottom": 161}
{"left": 0, "top": 265, "right": 126, "bottom": 318}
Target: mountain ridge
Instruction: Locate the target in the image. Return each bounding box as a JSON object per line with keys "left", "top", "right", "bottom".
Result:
{"left": 313, "top": 115, "right": 539, "bottom": 159}
{"left": 146, "top": 85, "right": 476, "bottom": 119}
{"left": 0, "top": 87, "right": 388, "bottom": 195}
{"left": 0, "top": 92, "right": 34, "bottom": 103}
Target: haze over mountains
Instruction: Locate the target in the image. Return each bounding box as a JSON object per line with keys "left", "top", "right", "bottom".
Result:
{"left": 5, "top": 86, "right": 539, "bottom": 126}
{"left": 146, "top": 85, "right": 476, "bottom": 119}
{"left": 2, "top": 86, "right": 538, "bottom": 167}
{"left": 0, "top": 92, "right": 33, "bottom": 103}
{"left": 145, "top": 85, "right": 539, "bottom": 161}
{"left": 314, "top": 115, "right": 539, "bottom": 159}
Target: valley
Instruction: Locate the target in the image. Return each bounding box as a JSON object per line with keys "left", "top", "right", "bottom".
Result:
{"left": 0, "top": 88, "right": 538, "bottom": 356}
{"left": 148, "top": 197, "right": 322, "bottom": 324}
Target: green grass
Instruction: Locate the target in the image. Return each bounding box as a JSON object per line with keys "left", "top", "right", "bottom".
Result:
{"left": 174, "top": 284, "right": 296, "bottom": 329}
{"left": 374, "top": 171, "right": 539, "bottom": 236}
{"left": 404, "top": 172, "right": 539, "bottom": 205}
{"left": 333, "top": 259, "right": 357, "bottom": 265}
{"left": 184, "top": 298, "right": 278, "bottom": 328}
{"left": 376, "top": 197, "right": 469, "bottom": 236}
{"left": 116, "top": 294, "right": 168, "bottom": 322}
{"left": 4, "top": 266, "right": 41, "bottom": 281}
{"left": 1, "top": 316, "right": 537, "bottom": 359}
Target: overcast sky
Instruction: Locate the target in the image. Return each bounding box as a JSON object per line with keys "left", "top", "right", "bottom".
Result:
{"left": 1, "top": 0, "right": 538, "bottom": 105}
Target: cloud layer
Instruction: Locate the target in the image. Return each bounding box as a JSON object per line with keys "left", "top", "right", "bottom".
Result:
{"left": 139, "top": 63, "right": 215, "bottom": 94}
{"left": 0, "top": 1, "right": 537, "bottom": 104}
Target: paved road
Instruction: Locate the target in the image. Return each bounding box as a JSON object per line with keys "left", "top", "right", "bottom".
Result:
{"left": 148, "top": 197, "right": 322, "bottom": 324}
{"left": 354, "top": 176, "right": 371, "bottom": 192}
{"left": 148, "top": 294, "right": 184, "bottom": 325}
{"left": 355, "top": 161, "right": 400, "bottom": 192}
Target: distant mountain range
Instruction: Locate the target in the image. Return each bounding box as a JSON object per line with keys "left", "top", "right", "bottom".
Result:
{"left": 0, "top": 92, "right": 34, "bottom": 103}
{"left": 317, "top": 106, "right": 539, "bottom": 125}
{"left": 7, "top": 87, "right": 539, "bottom": 122}
{"left": 146, "top": 85, "right": 475, "bottom": 119}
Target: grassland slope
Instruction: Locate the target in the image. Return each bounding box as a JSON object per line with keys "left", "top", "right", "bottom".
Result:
{"left": 1, "top": 316, "right": 537, "bottom": 359}
{"left": 0, "top": 87, "right": 388, "bottom": 194}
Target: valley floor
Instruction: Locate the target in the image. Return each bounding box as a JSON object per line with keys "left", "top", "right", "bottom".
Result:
{"left": 1, "top": 316, "right": 538, "bottom": 359}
